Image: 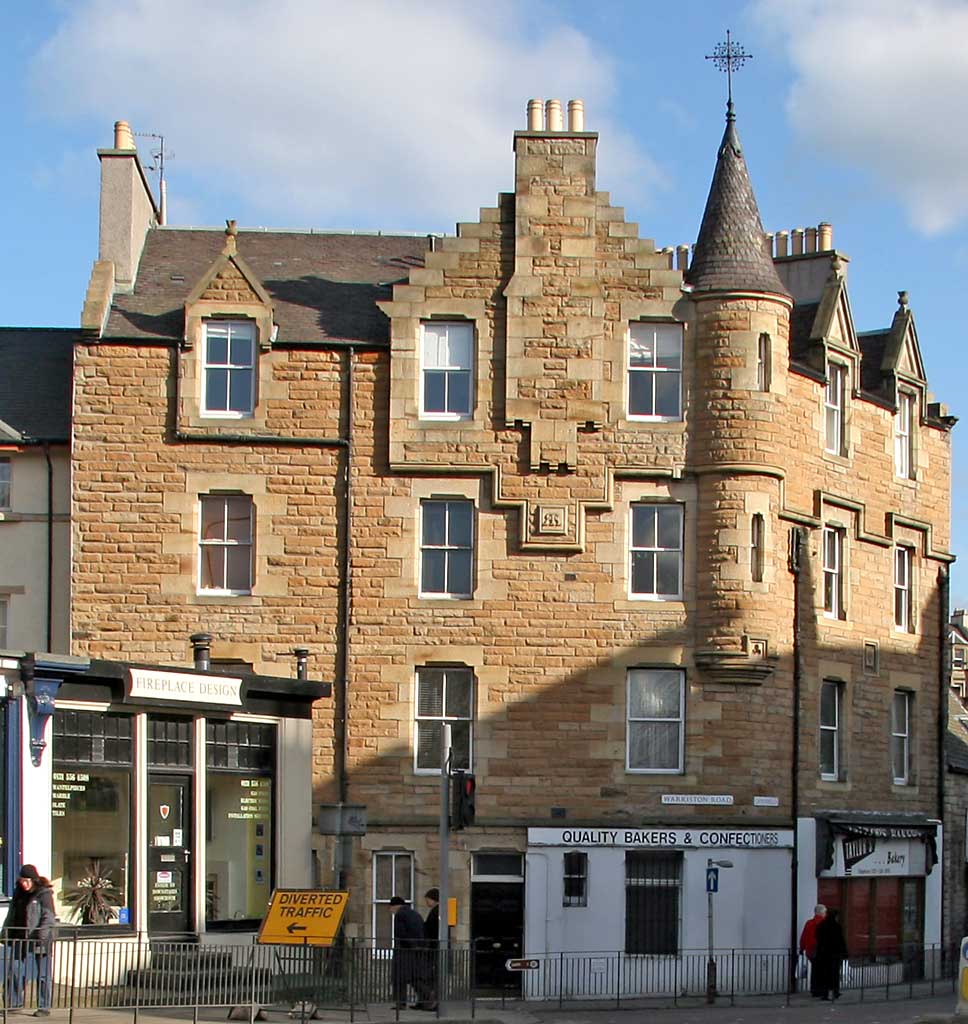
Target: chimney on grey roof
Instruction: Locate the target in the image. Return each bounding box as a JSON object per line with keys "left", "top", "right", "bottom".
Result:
{"left": 97, "top": 120, "right": 159, "bottom": 293}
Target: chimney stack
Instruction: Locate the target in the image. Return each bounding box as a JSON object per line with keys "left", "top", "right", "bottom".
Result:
{"left": 97, "top": 118, "right": 159, "bottom": 293}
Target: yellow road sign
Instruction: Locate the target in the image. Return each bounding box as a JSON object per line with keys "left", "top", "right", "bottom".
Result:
{"left": 257, "top": 889, "right": 349, "bottom": 946}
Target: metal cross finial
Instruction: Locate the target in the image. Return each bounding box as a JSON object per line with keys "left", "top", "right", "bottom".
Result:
{"left": 705, "top": 29, "right": 753, "bottom": 113}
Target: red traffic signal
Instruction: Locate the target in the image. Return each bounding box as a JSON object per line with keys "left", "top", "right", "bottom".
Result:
{"left": 451, "top": 771, "right": 476, "bottom": 830}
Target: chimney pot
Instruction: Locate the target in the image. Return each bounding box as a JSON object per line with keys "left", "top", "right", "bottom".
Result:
{"left": 776, "top": 230, "right": 789, "bottom": 258}
{"left": 527, "top": 99, "right": 544, "bottom": 131}
{"left": 114, "top": 120, "right": 136, "bottom": 151}
{"left": 190, "top": 632, "right": 213, "bottom": 672}
{"left": 567, "top": 99, "right": 585, "bottom": 132}
{"left": 676, "top": 245, "right": 689, "bottom": 271}
{"left": 791, "top": 228, "right": 804, "bottom": 256}
{"left": 293, "top": 647, "right": 310, "bottom": 681}
{"left": 818, "top": 221, "right": 833, "bottom": 251}
{"left": 545, "top": 99, "right": 563, "bottom": 132}
{"left": 805, "top": 226, "right": 818, "bottom": 254}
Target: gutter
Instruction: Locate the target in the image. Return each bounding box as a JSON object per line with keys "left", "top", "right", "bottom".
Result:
{"left": 43, "top": 443, "right": 53, "bottom": 652}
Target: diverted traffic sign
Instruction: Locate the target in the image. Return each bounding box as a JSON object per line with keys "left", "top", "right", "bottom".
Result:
{"left": 258, "top": 890, "right": 348, "bottom": 946}
{"left": 505, "top": 958, "right": 540, "bottom": 971}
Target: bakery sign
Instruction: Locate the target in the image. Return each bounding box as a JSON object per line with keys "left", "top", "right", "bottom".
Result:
{"left": 825, "top": 835, "right": 927, "bottom": 878}
{"left": 128, "top": 668, "right": 243, "bottom": 707}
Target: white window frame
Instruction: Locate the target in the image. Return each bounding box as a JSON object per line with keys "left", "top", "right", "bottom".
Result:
{"left": 197, "top": 494, "right": 254, "bottom": 595}
{"left": 627, "top": 322, "right": 683, "bottom": 421}
{"left": 894, "top": 392, "right": 914, "bottom": 478}
{"left": 820, "top": 679, "right": 842, "bottom": 781}
{"left": 414, "top": 666, "right": 473, "bottom": 775}
{"left": 626, "top": 668, "right": 685, "bottom": 774}
{"left": 894, "top": 546, "right": 912, "bottom": 632}
{"left": 419, "top": 499, "right": 474, "bottom": 598}
{"left": 420, "top": 321, "right": 473, "bottom": 419}
{"left": 954, "top": 647, "right": 966, "bottom": 668}
{"left": 371, "top": 851, "right": 414, "bottom": 952}
{"left": 825, "top": 362, "right": 846, "bottom": 454}
{"left": 891, "top": 690, "right": 912, "bottom": 785}
{"left": 202, "top": 320, "right": 257, "bottom": 418}
{"left": 822, "top": 526, "right": 845, "bottom": 619}
{"left": 0, "top": 458, "right": 10, "bottom": 509}
{"left": 629, "top": 504, "right": 684, "bottom": 600}
{"left": 0, "top": 596, "right": 7, "bottom": 649}
{"left": 756, "top": 333, "right": 771, "bottom": 392}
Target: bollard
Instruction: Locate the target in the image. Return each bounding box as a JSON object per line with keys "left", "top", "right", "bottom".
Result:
{"left": 957, "top": 936, "right": 968, "bottom": 1015}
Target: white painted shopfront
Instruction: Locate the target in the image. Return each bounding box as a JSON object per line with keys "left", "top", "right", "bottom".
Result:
{"left": 1, "top": 652, "right": 327, "bottom": 938}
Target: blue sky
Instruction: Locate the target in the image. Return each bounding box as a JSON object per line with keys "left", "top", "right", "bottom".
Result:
{"left": 4, "top": 0, "right": 968, "bottom": 602}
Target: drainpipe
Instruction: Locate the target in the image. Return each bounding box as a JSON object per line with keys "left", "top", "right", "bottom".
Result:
{"left": 335, "top": 349, "right": 354, "bottom": 888}
{"left": 43, "top": 443, "right": 53, "bottom": 652}
{"left": 190, "top": 632, "right": 212, "bottom": 672}
{"left": 938, "top": 565, "right": 949, "bottom": 946}
{"left": 788, "top": 527, "right": 805, "bottom": 975}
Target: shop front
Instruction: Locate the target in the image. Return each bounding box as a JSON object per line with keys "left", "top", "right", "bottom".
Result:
{"left": 1, "top": 651, "right": 328, "bottom": 938}
{"left": 809, "top": 815, "right": 941, "bottom": 965}
{"left": 526, "top": 825, "right": 794, "bottom": 970}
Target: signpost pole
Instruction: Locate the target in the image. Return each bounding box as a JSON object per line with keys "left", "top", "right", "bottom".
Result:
{"left": 438, "top": 724, "right": 452, "bottom": 1013}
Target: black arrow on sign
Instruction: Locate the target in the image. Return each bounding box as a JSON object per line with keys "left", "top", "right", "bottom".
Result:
{"left": 287, "top": 923, "right": 307, "bottom": 934}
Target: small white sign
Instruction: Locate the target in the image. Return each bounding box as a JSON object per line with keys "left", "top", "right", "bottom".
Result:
{"left": 156, "top": 871, "right": 173, "bottom": 885}
{"left": 754, "top": 796, "right": 780, "bottom": 807}
{"left": 154, "top": 836, "right": 170, "bottom": 847}
{"left": 128, "top": 668, "right": 243, "bottom": 706}
{"left": 661, "top": 794, "right": 734, "bottom": 806}
{"left": 172, "top": 829, "right": 183, "bottom": 846}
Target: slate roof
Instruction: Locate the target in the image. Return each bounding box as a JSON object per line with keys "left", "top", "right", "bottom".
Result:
{"left": 789, "top": 302, "right": 819, "bottom": 362}
{"left": 103, "top": 229, "right": 430, "bottom": 344}
{"left": 0, "top": 328, "right": 75, "bottom": 442}
{"left": 858, "top": 330, "right": 890, "bottom": 393}
{"left": 686, "top": 111, "right": 790, "bottom": 297}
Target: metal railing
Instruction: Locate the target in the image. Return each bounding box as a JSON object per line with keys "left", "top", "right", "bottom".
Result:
{"left": 0, "top": 936, "right": 957, "bottom": 1018}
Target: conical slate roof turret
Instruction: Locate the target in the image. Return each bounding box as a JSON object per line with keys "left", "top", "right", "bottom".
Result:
{"left": 685, "top": 105, "right": 789, "bottom": 296}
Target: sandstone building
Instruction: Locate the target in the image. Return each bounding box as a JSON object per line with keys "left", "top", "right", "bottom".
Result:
{"left": 0, "top": 97, "right": 955, "bottom": 981}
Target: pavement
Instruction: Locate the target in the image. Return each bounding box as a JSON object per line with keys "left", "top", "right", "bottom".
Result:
{"left": 3, "top": 992, "right": 964, "bottom": 1024}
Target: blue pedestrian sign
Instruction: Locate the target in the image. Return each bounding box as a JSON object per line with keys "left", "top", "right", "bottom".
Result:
{"left": 706, "top": 867, "right": 720, "bottom": 893}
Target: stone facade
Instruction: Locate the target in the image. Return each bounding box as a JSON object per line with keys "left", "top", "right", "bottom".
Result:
{"left": 65, "top": 104, "right": 954, "bottom": 959}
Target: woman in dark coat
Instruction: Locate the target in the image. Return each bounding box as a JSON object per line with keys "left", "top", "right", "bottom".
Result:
{"left": 813, "top": 907, "right": 848, "bottom": 1000}
{"left": 2, "top": 864, "right": 56, "bottom": 1015}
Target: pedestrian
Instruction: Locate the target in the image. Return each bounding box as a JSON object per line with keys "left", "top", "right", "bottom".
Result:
{"left": 1, "top": 865, "right": 56, "bottom": 1016}
{"left": 798, "top": 903, "right": 826, "bottom": 996}
{"left": 420, "top": 888, "right": 440, "bottom": 1011}
{"left": 389, "top": 895, "right": 427, "bottom": 1010}
{"left": 813, "top": 907, "right": 848, "bottom": 1001}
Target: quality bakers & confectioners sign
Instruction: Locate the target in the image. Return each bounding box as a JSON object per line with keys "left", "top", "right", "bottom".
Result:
{"left": 128, "top": 668, "right": 244, "bottom": 707}
{"left": 528, "top": 827, "right": 794, "bottom": 849}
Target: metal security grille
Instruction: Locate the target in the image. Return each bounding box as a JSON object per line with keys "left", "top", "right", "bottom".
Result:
{"left": 206, "top": 720, "right": 275, "bottom": 770}
{"left": 148, "top": 715, "right": 193, "bottom": 767}
{"left": 625, "top": 851, "right": 682, "bottom": 955}
{"left": 53, "top": 710, "right": 133, "bottom": 764}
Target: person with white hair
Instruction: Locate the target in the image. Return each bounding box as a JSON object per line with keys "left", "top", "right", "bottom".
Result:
{"left": 798, "top": 903, "right": 827, "bottom": 997}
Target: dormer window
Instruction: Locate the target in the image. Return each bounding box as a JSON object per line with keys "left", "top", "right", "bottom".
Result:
{"left": 421, "top": 321, "right": 473, "bottom": 418}
{"left": 202, "top": 320, "right": 256, "bottom": 417}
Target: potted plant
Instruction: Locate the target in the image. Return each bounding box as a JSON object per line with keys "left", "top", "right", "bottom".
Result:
{"left": 61, "top": 860, "right": 122, "bottom": 925}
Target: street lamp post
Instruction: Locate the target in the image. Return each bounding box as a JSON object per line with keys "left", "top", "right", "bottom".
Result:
{"left": 706, "top": 858, "right": 734, "bottom": 1004}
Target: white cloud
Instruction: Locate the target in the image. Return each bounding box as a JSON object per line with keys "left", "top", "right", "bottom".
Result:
{"left": 29, "top": 0, "right": 663, "bottom": 231}
{"left": 752, "top": 0, "right": 968, "bottom": 234}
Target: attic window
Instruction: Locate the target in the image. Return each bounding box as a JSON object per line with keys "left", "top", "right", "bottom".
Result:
{"left": 202, "top": 320, "right": 256, "bottom": 417}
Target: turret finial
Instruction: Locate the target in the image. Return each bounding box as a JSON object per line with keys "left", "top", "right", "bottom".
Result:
{"left": 705, "top": 30, "right": 753, "bottom": 116}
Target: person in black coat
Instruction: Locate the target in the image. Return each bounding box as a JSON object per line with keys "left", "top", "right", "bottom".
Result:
{"left": 421, "top": 889, "right": 440, "bottom": 1010}
{"left": 813, "top": 907, "right": 848, "bottom": 1000}
{"left": 2, "top": 864, "right": 56, "bottom": 1015}
{"left": 389, "top": 896, "right": 427, "bottom": 1009}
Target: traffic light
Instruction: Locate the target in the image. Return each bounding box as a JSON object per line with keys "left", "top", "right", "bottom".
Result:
{"left": 451, "top": 771, "right": 476, "bottom": 830}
